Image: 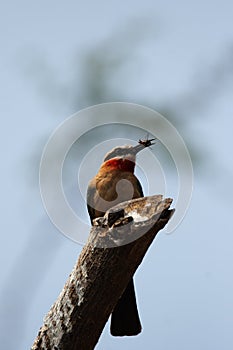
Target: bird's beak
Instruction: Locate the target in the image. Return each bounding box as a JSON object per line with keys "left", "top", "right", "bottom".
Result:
{"left": 133, "top": 138, "right": 156, "bottom": 154}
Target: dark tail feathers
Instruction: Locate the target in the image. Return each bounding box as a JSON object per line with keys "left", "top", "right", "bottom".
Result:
{"left": 110, "top": 278, "right": 142, "bottom": 336}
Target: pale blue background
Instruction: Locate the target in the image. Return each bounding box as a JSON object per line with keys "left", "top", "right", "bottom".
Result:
{"left": 1, "top": 1, "right": 233, "bottom": 349}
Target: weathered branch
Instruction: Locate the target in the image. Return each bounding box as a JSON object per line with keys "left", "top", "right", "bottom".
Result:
{"left": 31, "top": 195, "right": 174, "bottom": 350}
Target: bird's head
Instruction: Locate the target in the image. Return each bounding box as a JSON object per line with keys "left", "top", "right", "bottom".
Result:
{"left": 101, "top": 138, "right": 156, "bottom": 173}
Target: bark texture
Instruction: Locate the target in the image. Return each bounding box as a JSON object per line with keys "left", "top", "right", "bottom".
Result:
{"left": 31, "top": 195, "right": 174, "bottom": 350}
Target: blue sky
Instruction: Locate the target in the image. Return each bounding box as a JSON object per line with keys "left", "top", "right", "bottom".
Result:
{"left": 1, "top": 1, "right": 233, "bottom": 349}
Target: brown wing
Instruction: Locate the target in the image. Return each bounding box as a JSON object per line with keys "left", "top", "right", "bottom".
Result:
{"left": 135, "top": 177, "right": 144, "bottom": 197}
{"left": 86, "top": 180, "right": 98, "bottom": 224}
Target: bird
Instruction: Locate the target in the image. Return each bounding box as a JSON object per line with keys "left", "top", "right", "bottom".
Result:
{"left": 86, "top": 138, "right": 155, "bottom": 336}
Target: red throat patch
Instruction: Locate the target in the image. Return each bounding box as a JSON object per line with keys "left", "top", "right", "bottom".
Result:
{"left": 103, "top": 158, "right": 135, "bottom": 173}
